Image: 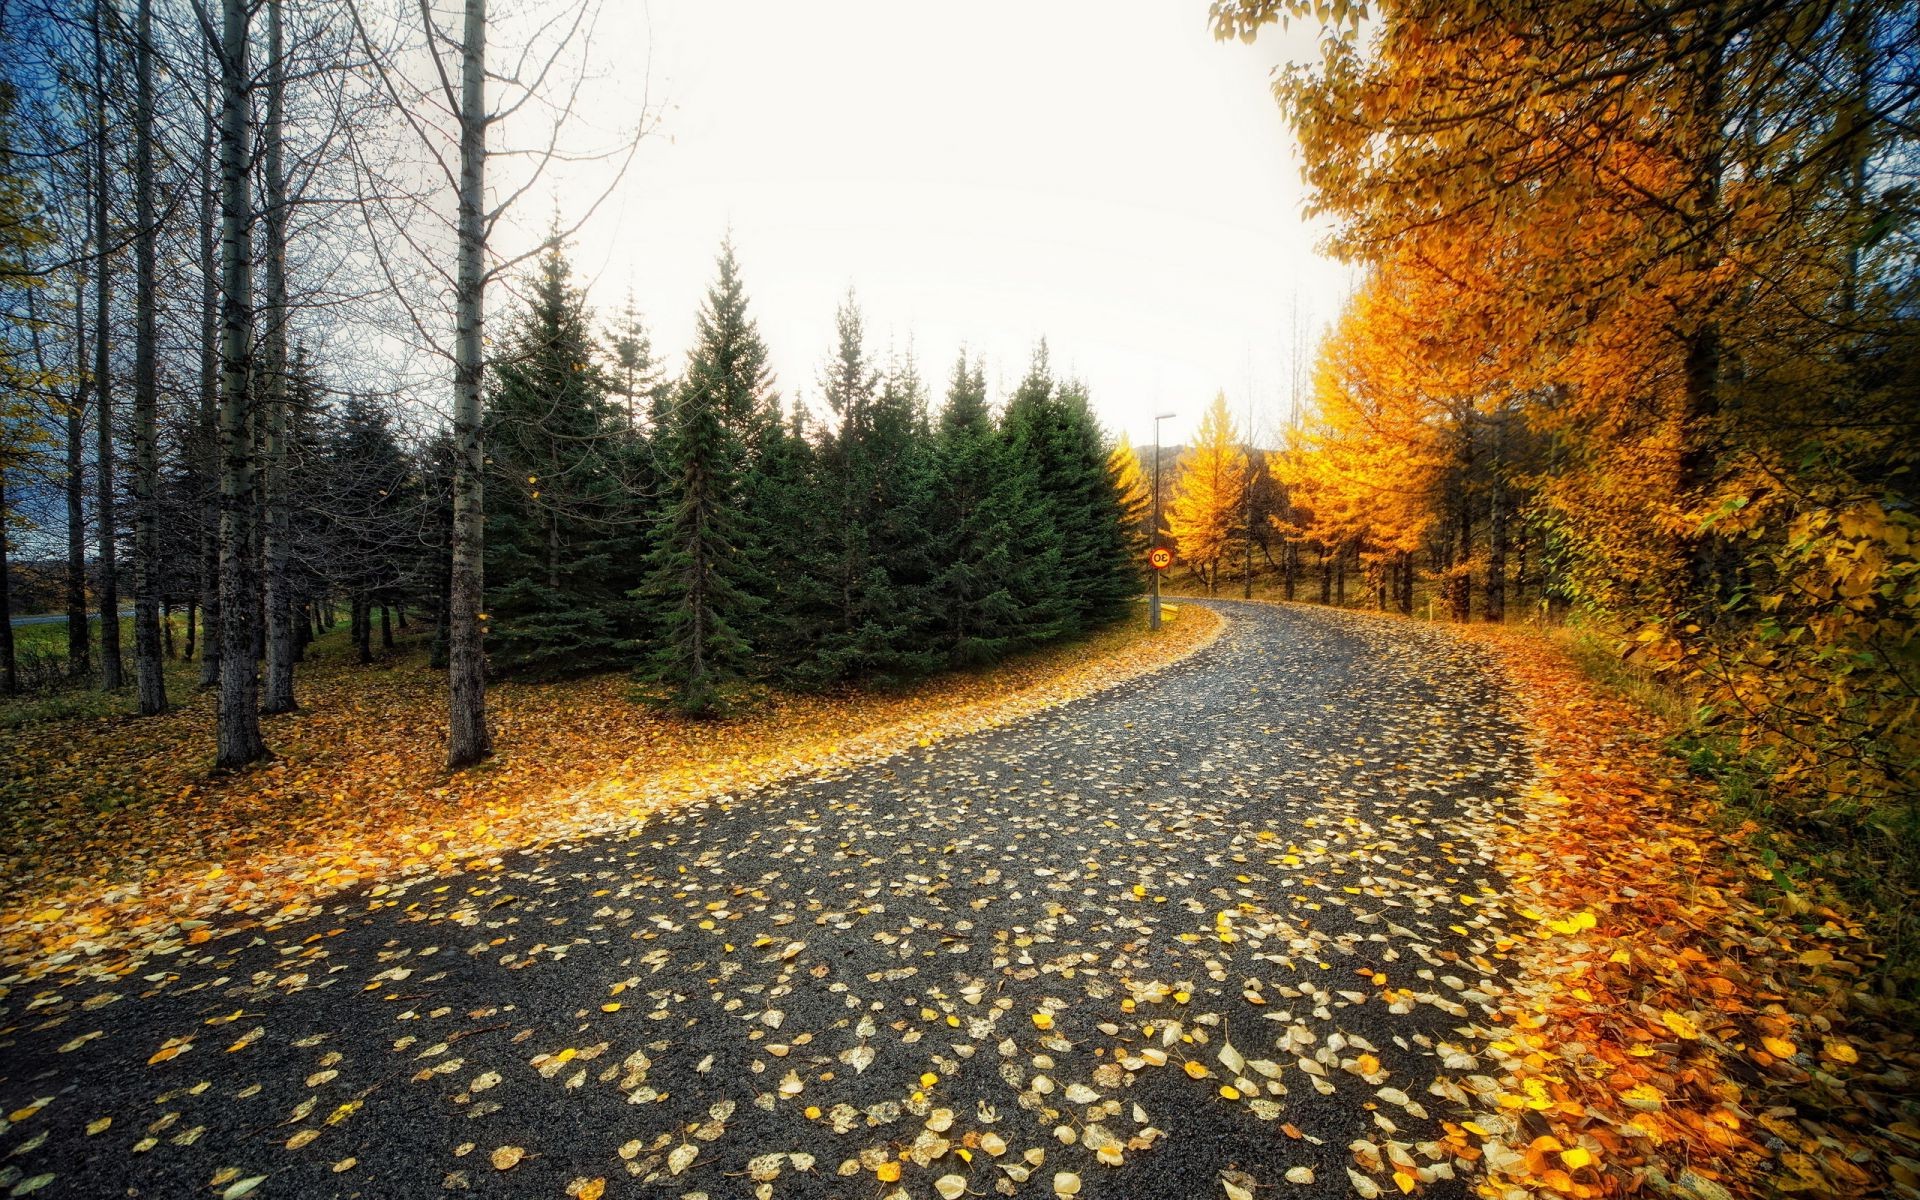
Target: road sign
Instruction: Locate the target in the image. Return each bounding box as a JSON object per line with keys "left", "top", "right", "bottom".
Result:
{"left": 1148, "top": 547, "right": 1173, "bottom": 571}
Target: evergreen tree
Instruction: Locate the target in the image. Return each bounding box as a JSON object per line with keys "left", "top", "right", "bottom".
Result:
{"left": 739, "top": 405, "right": 828, "bottom": 678}
{"left": 483, "top": 238, "right": 636, "bottom": 674}
{"left": 928, "top": 354, "right": 1023, "bottom": 665}
{"left": 1001, "top": 345, "right": 1133, "bottom": 635}
{"left": 636, "top": 240, "right": 769, "bottom": 713}
{"left": 607, "top": 291, "right": 667, "bottom": 434}
{"left": 322, "top": 387, "right": 414, "bottom": 662}
{"left": 805, "top": 294, "right": 937, "bottom": 682}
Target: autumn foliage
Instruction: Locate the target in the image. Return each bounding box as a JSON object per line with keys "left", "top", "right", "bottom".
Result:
{"left": 1453, "top": 623, "right": 1916, "bottom": 1199}
{"left": 1166, "top": 393, "right": 1250, "bottom": 594}
{"left": 1214, "top": 1, "right": 1918, "bottom": 881}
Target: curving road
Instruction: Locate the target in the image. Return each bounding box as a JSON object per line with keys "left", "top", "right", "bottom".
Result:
{"left": 0, "top": 601, "right": 1531, "bottom": 1199}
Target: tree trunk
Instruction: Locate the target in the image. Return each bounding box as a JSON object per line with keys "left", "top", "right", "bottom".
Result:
{"left": 1398, "top": 550, "right": 1414, "bottom": 615}
{"left": 67, "top": 267, "right": 92, "bottom": 682}
{"left": 1317, "top": 544, "right": 1330, "bottom": 605}
{"left": 183, "top": 598, "right": 196, "bottom": 661}
{"left": 0, "top": 472, "right": 14, "bottom": 694}
{"left": 93, "top": 0, "right": 123, "bottom": 692}
{"left": 1485, "top": 410, "right": 1508, "bottom": 623}
{"left": 260, "top": 0, "right": 296, "bottom": 715}
{"left": 380, "top": 601, "right": 394, "bottom": 650}
{"left": 354, "top": 594, "right": 372, "bottom": 664}
{"left": 445, "top": 0, "right": 492, "bottom": 768}
{"left": 215, "top": 0, "right": 267, "bottom": 767}
{"left": 130, "top": 0, "right": 166, "bottom": 714}
{"left": 1678, "top": 1, "right": 1727, "bottom": 615}
{"left": 197, "top": 58, "right": 221, "bottom": 690}
{"left": 1334, "top": 544, "right": 1346, "bottom": 606}
{"left": 294, "top": 600, "right": 311, "bottom": 659}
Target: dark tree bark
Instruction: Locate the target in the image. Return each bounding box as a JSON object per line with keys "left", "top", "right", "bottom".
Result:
{"left": 214, "top": 0, "right": 267, "bottom": 767}
{"left": 0, "top": 472, "right": 14, "bottom": 694}
{"left": 1484, "top": 406, "right": 1508, "bottom": 623}
{"left": 197, "top": 56, "right": 221, "bottom": 690}
{"left": 260, "top": 0, "right": 296, "bottom": 714}
{"left": 92, "top": 0, "right": 123, "bottom": 691}
{"left": 66, "top": 268, "right": 91, "bottom": 681}
{"left": 130, "top": 0, "right": 166, "bottom": 714}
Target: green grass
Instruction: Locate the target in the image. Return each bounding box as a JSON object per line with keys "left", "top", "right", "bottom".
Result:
{"left": 1, "top": 612, "right": 356, "bottom": 727}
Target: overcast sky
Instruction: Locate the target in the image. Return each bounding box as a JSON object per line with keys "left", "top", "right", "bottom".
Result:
{"left": 543, "top": 1, "right": 1352, "bottom": 449}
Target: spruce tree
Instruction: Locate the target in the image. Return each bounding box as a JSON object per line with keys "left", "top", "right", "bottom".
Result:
{"left": 1002, "top": 346, "right": 1136, "bottom": 633}
{"left": 636, "top": 241, "right": 769, "bottom": 713}
{"left": 806, "top": 296, "right": 939, "bottom": 682}
{"left": 928, "top": 354, "right": 1023, "bottom": 665}
{"left": 484, "top": 239, "right": 635, "bottom": 675}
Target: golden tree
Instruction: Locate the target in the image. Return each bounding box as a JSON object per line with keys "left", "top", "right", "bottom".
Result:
{"left": 1107, "top": 434, "right": 1153, "bottom": 557}
{"left": 1166, "top": 393, "right": 1248, "bottom": 594}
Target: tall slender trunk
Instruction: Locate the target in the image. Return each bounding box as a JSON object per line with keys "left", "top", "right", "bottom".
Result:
{"left": 1317, "top": 544, "right": 1330, "bottom": 605}
{"left": 92, "top": 0, "right": 123, "bottom": 691}
{"left": 0, "top": 472, "right": 14, "bottom": 694}
{"left": 67, "top": 268, "right": 92, "bottom": 680}
{"left": 1397, "top": 549, "right": 1414, "bottom": 615}
{"left": 215, "top": 0, "right": 266, "bottom": 767}
{"left": 1485, "top": 408, "right": 1508, "bottom": 623}
{"left": 130, "top": 0, "right": 165, "bottom": 713}
{"left": 260, "top": 0, "right": 296, "bottom": 714}
{"left": 1678, "top": 1, "right": 1727, "bottom": 613}
{"left": 197, "top": 58, "right": 221, "bottom": 689}
{"left": 446, "top": 0, "right": 492, "bottom": 767}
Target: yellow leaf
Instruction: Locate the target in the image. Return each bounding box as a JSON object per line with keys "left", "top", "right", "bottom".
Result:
{"left": 1032, "top": 1012, "right": 1053, "bottom": 1030}
{"left": 1661, "top": 1011, "right": 1701, "bottom": 1040}
{"left": 876, "top": 1160, "right": 902, "bottom": 1182}
{"left": 1183, "top": 1060, "right": 1211, "bottom": 1080}
{"left": 1824, "top": 1039, "right": 1859, "bottom": 1064}
{"left": 490, "top": 1146, "right": 525, "bottom": 1170}
{"left": 1561, "top": 1146, "right": 1593, "bottom": 1170}
{"left": 1762, "top": 1037, "right": 1796, "bottom": 1058}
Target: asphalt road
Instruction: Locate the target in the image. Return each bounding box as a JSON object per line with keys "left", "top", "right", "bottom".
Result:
{"left": 0, "top": 600, "right": 1531, "bottom": 1199}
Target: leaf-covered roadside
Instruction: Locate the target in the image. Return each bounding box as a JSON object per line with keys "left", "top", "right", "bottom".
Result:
{"left": 0, "top": 606, "right": 1220, "bottom": 984}
{"left": 1449, "top": 625, "right": 1919, "bottom": 1199}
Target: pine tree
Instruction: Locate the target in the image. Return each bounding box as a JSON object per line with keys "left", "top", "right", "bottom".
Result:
{"left": 636, "top": 240, "right": 769, "bottom": 713}
{"left": 1167, "top": 391, "right": 1249, "bottom": 594}
{"left": 483, "top": 238, "right": 635, "bottom": 674}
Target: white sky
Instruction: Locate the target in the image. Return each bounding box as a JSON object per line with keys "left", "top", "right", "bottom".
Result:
{"left": 543, "top": 1, "right": 1353, "bottom": 449}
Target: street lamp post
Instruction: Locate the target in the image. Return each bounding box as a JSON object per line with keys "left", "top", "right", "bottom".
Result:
{"left": 1150, "top": 411, "right": 1175, "bottom": 631}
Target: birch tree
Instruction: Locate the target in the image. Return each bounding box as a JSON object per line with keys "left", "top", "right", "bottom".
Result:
{"left": 349, "top": 0, "right": 649, "bottom": 767}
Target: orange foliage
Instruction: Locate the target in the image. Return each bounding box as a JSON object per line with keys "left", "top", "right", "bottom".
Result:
{"left": 1453, "top": 624, "right": 1917, "bottom": 1198}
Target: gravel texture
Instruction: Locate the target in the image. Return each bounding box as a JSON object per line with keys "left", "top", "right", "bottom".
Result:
{"left": 0, "top": 600, "right": 1531, "bottom": 1199}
